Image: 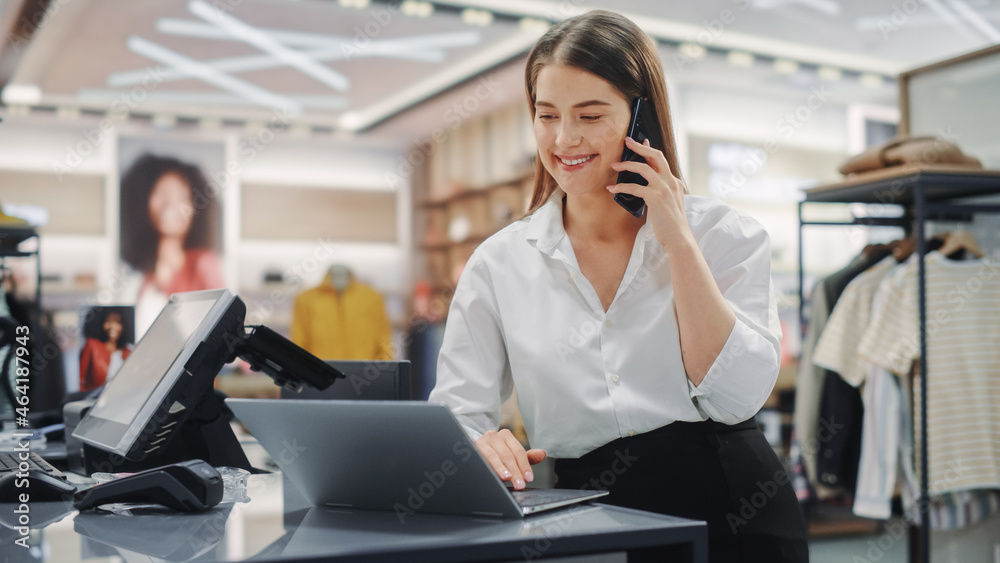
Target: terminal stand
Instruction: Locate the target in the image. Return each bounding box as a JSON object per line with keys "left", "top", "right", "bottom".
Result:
{"left": 80, "top": 320, "right": 345, "bottom": 475}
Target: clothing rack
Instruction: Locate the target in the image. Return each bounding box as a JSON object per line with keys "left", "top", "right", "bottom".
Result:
{"left": 796, "top": 165, "right": 1000, "bottom": 563}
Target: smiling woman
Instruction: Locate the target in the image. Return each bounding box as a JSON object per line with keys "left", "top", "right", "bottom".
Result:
{"left": 428, "top": 9, "right": 807, "bottom": 563}
{"left": 120, "top": 151, "right": 225, "bottom": 334}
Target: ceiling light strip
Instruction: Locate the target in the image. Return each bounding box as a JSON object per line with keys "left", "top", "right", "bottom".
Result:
{"left": 126, "top": 36, "right": 301, "bottom": 114}
{"left": 947, "top": 0, "right": 1000, "bottom": 41}
{"left": 188, "top": 0, "right": 351, "bottom": 91}
{"left": 109, "top": 44, "right": 441, "bottom": 88}
{"left": 430, "top": 0, "right": 901, "bottom": 75}
{"left": 110, "top": 26, "right": 480, "bottom": 87}
{"left": 921, "top": 0, "right": 979, "bottom": 40}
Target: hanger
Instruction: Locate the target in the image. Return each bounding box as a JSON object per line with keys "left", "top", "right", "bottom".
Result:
{"left": 937, "top": 231, "right": 984, "bottom": 259}
{"left": 893, "top": 231, "right": 984, "bottom": 262}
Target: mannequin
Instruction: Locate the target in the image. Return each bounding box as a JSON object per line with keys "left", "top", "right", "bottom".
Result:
{"left": 328, "top": 264, "right": 351, "bottom": 292}
{"left": 290, "top": 264, "right": 393, "bottom": 360}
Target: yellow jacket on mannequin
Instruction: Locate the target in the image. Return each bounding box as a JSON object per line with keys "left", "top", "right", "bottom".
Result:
{"left": 290, "top": 266, "right": 393, "bottom": 360}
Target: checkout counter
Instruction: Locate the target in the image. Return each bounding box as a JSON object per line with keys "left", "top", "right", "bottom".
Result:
{"left": 3, "top": 437, "right": 708, "bottom": 563}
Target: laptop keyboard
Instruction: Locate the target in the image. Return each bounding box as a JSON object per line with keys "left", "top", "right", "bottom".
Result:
{"left": 511, "top": 488, "right": 596, "bottom": 508}
{"left": 0, "top": 451, "right": 68, "bottom": 480}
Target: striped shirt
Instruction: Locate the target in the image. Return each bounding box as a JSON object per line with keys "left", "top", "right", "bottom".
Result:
{"left": 813, "top": 256, "right": 897, "bottom": 387}
{"left": 858, "top": 252, "right": 1000, "bottom": 495}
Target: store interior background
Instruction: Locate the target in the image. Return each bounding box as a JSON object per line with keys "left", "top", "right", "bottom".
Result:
{"left": 1, "top": 0, "right": 999, "bottom": 560}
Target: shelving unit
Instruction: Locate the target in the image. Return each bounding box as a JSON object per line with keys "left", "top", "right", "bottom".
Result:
{"left": 797, "top": 164, "right": 1000, "bottom": 563}
{"left": 418, "top": 170, "right": 534, "bottom": 302}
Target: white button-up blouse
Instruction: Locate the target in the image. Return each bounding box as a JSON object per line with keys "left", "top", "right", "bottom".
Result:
{"left": 428, "top": 189, "right": 782, "bottom": 459}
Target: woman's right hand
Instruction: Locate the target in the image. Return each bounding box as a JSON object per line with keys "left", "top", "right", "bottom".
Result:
{"left": 474, "top": 429, "right": 547, "bottom": 490}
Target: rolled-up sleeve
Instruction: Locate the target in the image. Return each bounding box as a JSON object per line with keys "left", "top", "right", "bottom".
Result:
{"left": 427, "top": 255, "right": 513, "bottom": 442}
{"left": 687, "top": 213, "right": 782, "bottom": 424}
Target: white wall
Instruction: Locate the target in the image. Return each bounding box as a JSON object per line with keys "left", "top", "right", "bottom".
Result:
{"left": 0, "top": 116, "right": 412, "bottom": 307}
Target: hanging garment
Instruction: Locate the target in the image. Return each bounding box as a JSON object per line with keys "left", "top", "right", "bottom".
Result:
{"left": 812, "top": 248, "right": 891, "bottom": 495}
{"left": 859, "top": 252, "right": 1000, "bottom": 495}
{"left": 813, "top": 256, "right": 896, "bottom": 387}
{"left": 792, "top": 281, "right": 829, "bottom": 499}
{"left": 291, "top": 277, "right": 393, "bottom": 361}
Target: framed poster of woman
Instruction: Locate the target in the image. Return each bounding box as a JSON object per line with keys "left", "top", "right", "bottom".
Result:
{"left": 118, "top": 137, "right": 226, "bottom": 335}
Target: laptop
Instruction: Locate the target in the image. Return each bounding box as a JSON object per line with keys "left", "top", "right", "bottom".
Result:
{"left": 226, "top": 399, "right": 608, "bottom": 518}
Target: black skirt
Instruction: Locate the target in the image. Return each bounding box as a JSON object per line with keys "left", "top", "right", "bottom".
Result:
{"left": 554, "top": 419, "right": 809, "bottom": 563}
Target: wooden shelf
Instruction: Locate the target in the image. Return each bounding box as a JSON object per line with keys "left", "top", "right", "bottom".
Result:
{"left": 420, "top": 234, "right": 491, "bottom": 251}
{"left": 804, "top": 165, "right": 1000, "bottom": 204}
{"left": 420, "top": 168, "right": 533, "bottom": 208}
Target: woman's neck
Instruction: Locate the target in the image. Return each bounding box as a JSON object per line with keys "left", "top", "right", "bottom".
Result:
{"left": 563, "top": 188, "right": 643, "bottom": 243}
{"left": 153, "top": 236, "right": 186, "bottom": 289}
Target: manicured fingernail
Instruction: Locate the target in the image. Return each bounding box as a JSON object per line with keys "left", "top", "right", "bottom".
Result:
{"left": 525, "top": 471, "right": 534, "bottom": 483}
{"left": 501, "top": 470, "right": 512, "bottom": 479}
{"left": 514, "top": 478, "right": 525, "bottom": 490}
{"left": 606, "top": 186, "right": 614, "bottom": 191}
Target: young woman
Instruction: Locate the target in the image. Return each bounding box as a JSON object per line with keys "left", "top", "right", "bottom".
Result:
{"left": 428, "top": 10, "right": 808, "bottom": 562}
{"left": 120, "top": 153, "right": 224, "bottom": 332}
{"left": 79, "top": 310, "right": 132, "bottom": 391}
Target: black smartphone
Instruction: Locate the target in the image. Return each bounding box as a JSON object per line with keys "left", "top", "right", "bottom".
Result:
{"left": 614, "top": 97, "right": 663, "bottom": 218}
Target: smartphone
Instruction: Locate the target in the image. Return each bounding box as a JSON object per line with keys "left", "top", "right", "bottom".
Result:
{"left": 614, "top": 97, "right": 663, "bottom": 218}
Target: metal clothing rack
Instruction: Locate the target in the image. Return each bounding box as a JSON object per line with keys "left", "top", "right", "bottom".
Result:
{"left": 797, "top": 165, "right": 1000, "bottom": 563}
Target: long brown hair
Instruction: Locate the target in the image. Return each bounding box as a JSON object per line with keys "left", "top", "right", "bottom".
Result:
{"left": 523, "top": 10, "right": 682, "bottom": 215}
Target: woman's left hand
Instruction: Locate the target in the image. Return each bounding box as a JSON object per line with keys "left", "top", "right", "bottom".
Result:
{"left": 607, "top": 137, "right": 693, "bottom": 253}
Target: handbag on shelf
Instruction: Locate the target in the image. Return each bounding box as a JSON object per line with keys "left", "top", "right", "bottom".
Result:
{"left": 839, "top": 135, "right": 983, "bottom": 176}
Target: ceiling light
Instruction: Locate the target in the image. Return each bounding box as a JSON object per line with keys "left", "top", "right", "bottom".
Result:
{"left": 338, "top": 0, "right": 370, "bottom": 8}
{"left": 57, "top": 106, "right": 80, "bottom": 120}
{"left": 401, "top": 1, "right": 433, "bottom": 17}
{"left": 773, "top": 59, "right": 800, "bottom": 75}
{"left": 338, "top": 111, "right": 365, "bottom": 131}
{"left": 727, "top": 51, "right": 754, "bottom": 67}
{"left": 1, "top": 84, "right": 42, "bottom": 105}
{"left": 188, "top": 0, "right": 350, "bottom": 92}
{"left": 860, "top": 73, "right": 884, "bottom": 89}
{"left": 200, "top": 116, "right": 223, "bottom": 130}
{"left": 519, "top": 17, "right": 550, "bottom": 34}
{"left": 461, "top": 8, "right": 493, "bottom": 27}
{"left": 244, "top": 120, "right": 266, "bottom": 133}
{"left": 333, "top": 129, "right": 355, "bottom": 141}
{"left": 678, "top": 43, "right": 707, "bottom": 60}
{"left": 289, "top": 123, "right": 311, "bottom": 137}
{"left": 818, "top": 66, "right": 842, "bottom": 81}
{"left": 153, "top": 114, "right": 177, "bottom": 128}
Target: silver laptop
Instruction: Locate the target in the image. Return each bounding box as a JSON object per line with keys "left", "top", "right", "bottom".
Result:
{"left": 226, "top": 399, "right": 608, "bottom": 518}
